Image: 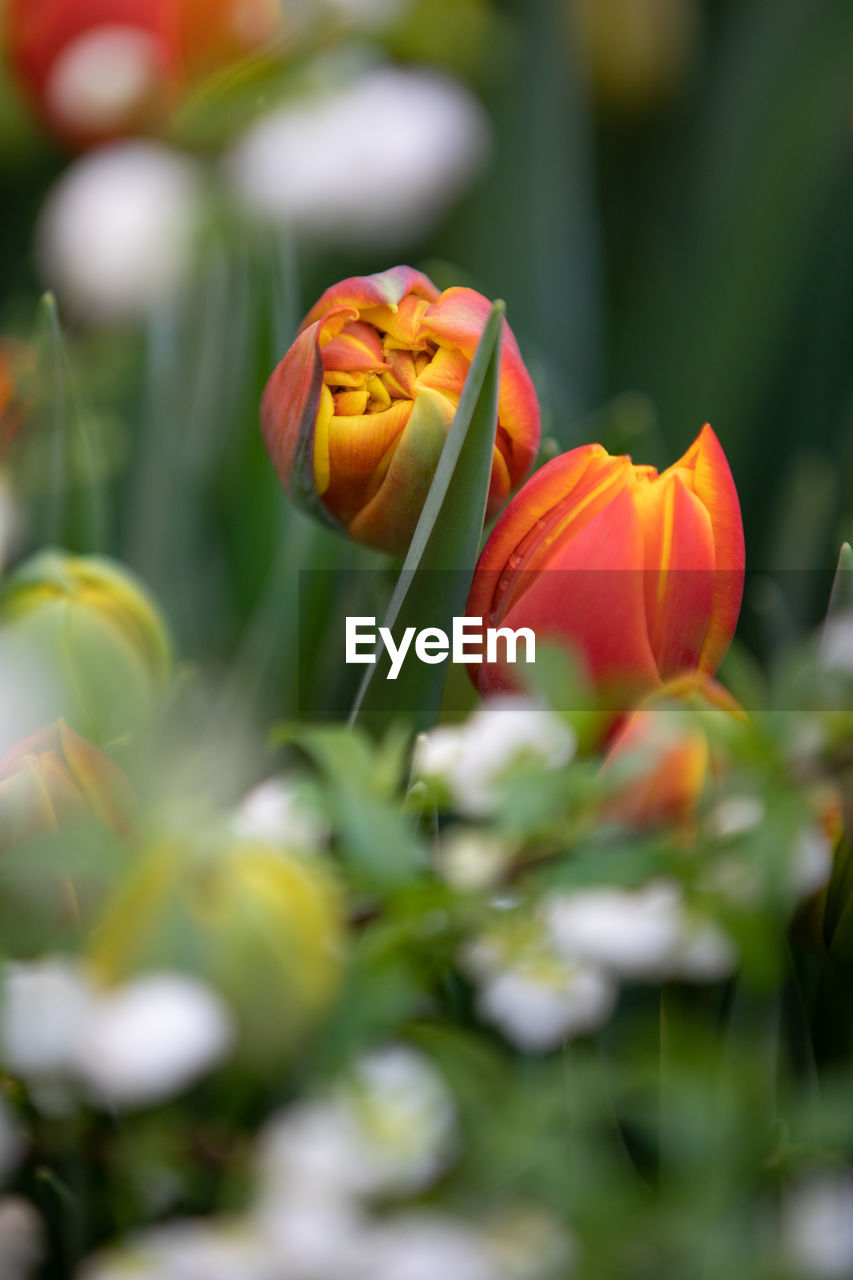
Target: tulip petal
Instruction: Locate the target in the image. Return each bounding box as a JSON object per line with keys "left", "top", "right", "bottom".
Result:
{"left": 60, "top": 719, "right": 135, "bottom": 835}
{"left": 467, "top": 445, "right": 624, "bottom": 626}
{"left": 301, "top": 266, "right": 440, "bottom": 331}
{"left": 323, "top": 399, "right": 413, "bottom": 525}
{"left": 320, "top": 320, "right": 388, "bottom": 374}
{"left": 421, "top": 287, "right": 540, "bottom": 491}
{"left": 678, "top": 425, "right": 745, "bottom": 673}
{"left": 474, "top": 487, "right": 661, "bottom": 696}
{"left": 260, "top": 307, "right": 357, "bottom": 530}
{"left": 348, "top": 387, "right": 455, "bottom": 551}
{"left": 634, "top": 471, "right": 716, "bottom": 678}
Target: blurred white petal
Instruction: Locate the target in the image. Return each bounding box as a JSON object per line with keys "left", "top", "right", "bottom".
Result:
{"left": 226, "top": 66, "right": 490, "bottom": 249}
{"left": 232, "top": 778, "right": 328, "bottom": 850}
{"left": 0, "top": 1198, "right": 44, "bottom": 1280}
{"left": 546, "top": 881, "right": 738, "bottom": 984}
{"left": 46, "top": 28, "right": 162, "bottom": 140}
{"left": 1, "top": 959, "right": 94, "bottom": 1084}
{"left": 75, "top": 975, "right": 234, "bottom": 1109}
{"left": 436, "top": 828, "right": 511, "bottom": 891}
{"left": 476, "top": 963, "right": 615, "bottom": 1053}
{"left": 782, "top": 1175, "right": 853, "bottom": 1278}
{"left": 258, "top": 1046, "right": 456, "bottom": 1203}
{"left": 352, "top": 1214, "right": 497, "bottom": 1280}
{"left": 545, "top": 882, "right": 683, "bottom": 979}
{"left": 37, "top": 143, "right": 203, "bottom": 321}
{"left": 415, "top": 698, "right": 575, "bottom": 817}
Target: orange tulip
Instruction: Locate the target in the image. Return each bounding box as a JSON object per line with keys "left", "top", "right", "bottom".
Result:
{"left": 261, "top": 266, "right": 541, "bottom": 554}
{"left": 3, "top": 0, "right": 281, "bottom": 147}
{"left": 600, "top": 675, "right": 746, "bottom": 830}
{"left": 466, "top": 424, "right": 744, "bottom": 698}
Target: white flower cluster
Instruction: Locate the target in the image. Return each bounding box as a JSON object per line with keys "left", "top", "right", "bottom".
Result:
{"left": 232, "top": 778, "right": 329, "bottom": 851}
{"left": 78, "top": 1045, "right": 572, "bottom": 1280}
{"left": 0, "top": 960, "right": 234, "bottom": 1113}
{"left": 461, "top": 880, "right": 737, "bottom": 1053}
{"left": 414, "top": 698, "right": 576, "bottom": 817}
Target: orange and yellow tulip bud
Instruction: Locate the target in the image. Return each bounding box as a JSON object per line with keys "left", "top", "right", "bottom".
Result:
{"left": 0, "top": 719, "right": 135, "bottom": 853}
{"left": 261, "top": 266, "right": 541, "bottom": 554}
{"left": 466, "top": 424, "right": 744, "bottom": 698}
{"left": 600, "top": 675, "right": 746, "bottom": 830}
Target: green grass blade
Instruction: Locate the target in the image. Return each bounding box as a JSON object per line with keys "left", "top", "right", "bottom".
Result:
{"left": 350, "top": 301, "right": 504, "bottom": 733}
{"left": 826, "top": 541, "right": 853, "bottom": 622}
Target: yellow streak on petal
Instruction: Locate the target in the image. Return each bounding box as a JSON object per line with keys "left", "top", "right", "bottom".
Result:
{"left": 313, "top": 384, "right": 334, "bottom": 495}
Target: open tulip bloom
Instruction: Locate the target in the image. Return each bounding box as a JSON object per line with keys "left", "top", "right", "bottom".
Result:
{"left": 466, "top": 424, "right": 744, "bottom": 700}
{"left": 261, "top": 266, "right": 541, "bottom": 554}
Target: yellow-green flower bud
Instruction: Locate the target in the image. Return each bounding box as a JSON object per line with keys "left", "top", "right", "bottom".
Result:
{"left": 87, "top": 829, "right": 344, "bottom": 1067}
{"left": 0, "top": 549, "right": 171, "bottom": 745}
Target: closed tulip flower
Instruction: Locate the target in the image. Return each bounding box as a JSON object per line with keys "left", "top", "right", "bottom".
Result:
{"left": 261, "top": 266, "right": 540, "bottom": 554}
{"left": 88, "top": 831, "right": 344, "bottom": 1066}
{"left": 0, "top": 719, "right": 134, "bottom": 853}
{"left": 466, "top": 424, "right": 744, "bottom": 698}
{"left": 0, "top": 550, "right": 171, "bottom": 745}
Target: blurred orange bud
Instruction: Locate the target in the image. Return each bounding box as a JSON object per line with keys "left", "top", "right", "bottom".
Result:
{"left": 0, "top": 719, "right": 135, "bottom": 853}
{"left": 600, "top": 674, "right": 746, "bottom": 830}
{"left": 261, "top": 265, "right": 541, "bottom": 554}
{"left": 0, "top": 339, "right": 34, "bottom": 457}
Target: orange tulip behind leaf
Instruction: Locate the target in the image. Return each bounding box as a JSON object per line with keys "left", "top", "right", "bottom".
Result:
{"left": 466, "top": 424, "right": 744, "bottom": 700}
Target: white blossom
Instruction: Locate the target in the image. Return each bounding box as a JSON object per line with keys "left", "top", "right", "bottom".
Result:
{"left": 781, "top": 1175, "right": 853, "bottom": 1278}
{"left": 256, "top": 1191, "right": 365, "bottom": 1277}
{"left": 45, "top": 27, "right": 163, "bottom": 142}
{"left": 232, "top": 778, "right": 328, "bottom": 850}
{"left": 351, "top": 1214, "right": 498, "bottom": 1280}
{"left": 258, "top": 1047, "right": 457, "bottom": 1205}
{"left": 226, "top": 65, "right": 490, "bottom": 249}
{"left": 482, "top": 1205, "right": 576, "bottom": 1280}
{"left": 77, "top": 1221, "right": 276, "bottom": 1280}
{"left": 789, "top": 827, "right": 833, "bottom": 900}
{"left": 0, "top": 1197, "right": 44, "bottom": 1280}
{"left": 820, "top": 613, "right": 853, "bottom": 674}
{"left": 545, "top": 881, "right": 737, "bottom": 984}
{"left": 37, "top": 142, "right": 203, "bottom": 321}
{"left": 436, "top": 828, "right": 512, "bottom": 892}
{"left": 476, "top": 963, "right": 615, "bottom": 1053}
{"left": 415, "top": 699, "right": 575, "bottom": 817}
{"left": 0, "top": 959, "right": 94, "bottom": 1099}
{"left": 74, "top": 975, "right": 234, "bottom": 1110}
{"left": 708, "top": 795, "right": 765, "bottom": 839}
